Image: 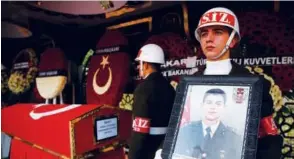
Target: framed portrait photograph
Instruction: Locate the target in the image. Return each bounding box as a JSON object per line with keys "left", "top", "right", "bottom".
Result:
{"left": 162, "top": 75, "right": 263, "bottom": 159}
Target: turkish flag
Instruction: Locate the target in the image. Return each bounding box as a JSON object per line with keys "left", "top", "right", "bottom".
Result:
{"left": 86, "top": 53, "right": 130, "bottom": 106}
{"left": 86, "top": 30, "right": 130, "bottom": 106}
{"left": 10, "top": 139, "right": 59, "bottom": 159}
{"left": 180, "top": 95, "right": 191, "bottom": 127}
{"left": 2, "top": 103, "right": 100, "bottom": 157}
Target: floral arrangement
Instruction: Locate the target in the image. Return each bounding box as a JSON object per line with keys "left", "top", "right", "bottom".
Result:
{"left": 119, "top": 94, "right": 133, "bottom": 111}
{"left": 8, "top": 48, "right": 38, "bottom": 95}
{"left": 245, "top": 66, "right": 284, "bottom": 111}
{"left": 246, "top": 66, "right": 294, "bottom": 158}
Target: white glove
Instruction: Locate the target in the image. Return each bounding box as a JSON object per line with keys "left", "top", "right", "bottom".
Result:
{"left": 154, "top": 149, "right": 163, "bottom": 159}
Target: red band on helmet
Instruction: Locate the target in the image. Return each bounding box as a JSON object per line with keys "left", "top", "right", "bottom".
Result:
{"left": 136, "top": 50, "right": 142, "bottom": 59}
{"left": 199, "top": 12, "right": 235, "bottom": 27}
{"left": 258, "top": 116, "right": 279, "bottom": 138}
{"left": 132, "top": 117, "right": 150, "bottom": 133}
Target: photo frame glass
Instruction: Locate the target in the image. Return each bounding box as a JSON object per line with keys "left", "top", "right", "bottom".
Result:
{"left": 173, "top": 85, "right": 251, "bottom": 159}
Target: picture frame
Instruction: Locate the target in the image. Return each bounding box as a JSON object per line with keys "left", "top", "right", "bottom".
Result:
{"left": 162, "top": 75, "right": 263, "bottom": 159}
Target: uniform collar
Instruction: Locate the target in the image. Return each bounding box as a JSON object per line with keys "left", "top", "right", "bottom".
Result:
{"left": 198, "top": 59, "right": 247, "bottom": 75}
{"left": 204, "top": 59, "right": 232, "bottom": 75}
{"left": 202, "top": 121, "right": 220, "bottom": 137}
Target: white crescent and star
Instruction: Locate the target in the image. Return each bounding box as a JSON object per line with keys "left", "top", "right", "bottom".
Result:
{"left": 92, "top": 55, "right": 112, "bottom": 95}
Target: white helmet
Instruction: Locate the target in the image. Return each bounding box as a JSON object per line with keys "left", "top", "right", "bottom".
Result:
{"left": 195, "top": 7, "right": 240, "bottom": 59}
{"left": 135, "top": 44, "right": 165, "bottom": 64}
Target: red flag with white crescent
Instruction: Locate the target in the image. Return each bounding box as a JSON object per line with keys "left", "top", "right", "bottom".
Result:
{"left": 180, "top": 94, "right": 191, "bottom": 127}
{"left": 86, "top": 30, "right": 130, "bottom": 106}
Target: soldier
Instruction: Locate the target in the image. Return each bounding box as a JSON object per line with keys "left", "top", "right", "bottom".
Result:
{"left": 128, "top": 44, "right": 176, "bottom": 159}
{"left": 190, "top": 7, "right": 282, "bottom": 159}
{"left": 175, "top": 88, "right": 241, "bottom": 159}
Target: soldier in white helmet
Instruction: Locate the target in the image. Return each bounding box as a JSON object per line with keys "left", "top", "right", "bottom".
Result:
{"left": 128, "top": 44, "right": 176, "bottom": 159}
{"left": 175, "top": 7, "right": 282, "bottom": 159}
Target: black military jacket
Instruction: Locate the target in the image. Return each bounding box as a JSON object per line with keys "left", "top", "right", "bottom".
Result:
{"left": 128, "top": 72, "right": 176, "bottom": 159}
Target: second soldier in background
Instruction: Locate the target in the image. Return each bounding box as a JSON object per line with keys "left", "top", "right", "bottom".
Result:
{"left": 128, "top": 44, "right": 176, "bottom": 159}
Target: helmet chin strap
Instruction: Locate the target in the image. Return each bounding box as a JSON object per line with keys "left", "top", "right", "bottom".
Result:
{"left": 140, "top": 60, "right": 143, "bottom": 76}
{"left": 212, "top": 30, "right": 236, "bottom": 60}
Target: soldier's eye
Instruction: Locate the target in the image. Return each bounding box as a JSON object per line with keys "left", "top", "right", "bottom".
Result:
{"left": 205, "top": 100, "right": 212, "bottom": 104}
{"left": 215, "top": 31, "right": 223, "bottom": 35}
{"left": 215, "top": 101, "right": 222, "bottom": 106}
{"left": 200, "top": 32, "right": 208, "bottom": 38}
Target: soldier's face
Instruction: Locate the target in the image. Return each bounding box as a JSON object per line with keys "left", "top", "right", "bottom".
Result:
{"left": 136, "top": 61, "right": 146, "bottom": 78}
{"left": 199, "top": 25, "right": 237, "bottom": 61}
{"left": 202, "top": 94, "right": 225, "bottom": 122}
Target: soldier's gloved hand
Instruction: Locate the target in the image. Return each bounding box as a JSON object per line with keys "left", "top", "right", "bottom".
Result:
{"left": 154, "top": 149, "right": 163, "bottom": 159}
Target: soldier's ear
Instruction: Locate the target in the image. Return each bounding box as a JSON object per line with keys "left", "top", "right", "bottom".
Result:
{"left": 144, "top": 62, "right": 150, "bottom": 69}
{"left": 229, "top": 37, "right": 238, "bottom": 49}
{"left": 142, "top": 62, "right": 147, "bottom": 70}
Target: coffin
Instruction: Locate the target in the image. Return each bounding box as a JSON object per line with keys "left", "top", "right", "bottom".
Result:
{"left": 1, "top": 103, "right": 132, "bottom": 158}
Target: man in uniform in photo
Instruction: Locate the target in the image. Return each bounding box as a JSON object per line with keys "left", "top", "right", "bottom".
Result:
{"left": 128, "top": 44, "right": 176, "bottom": 159}
{"left": 174, "top": 88, "right": 241, "bottom": 159}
